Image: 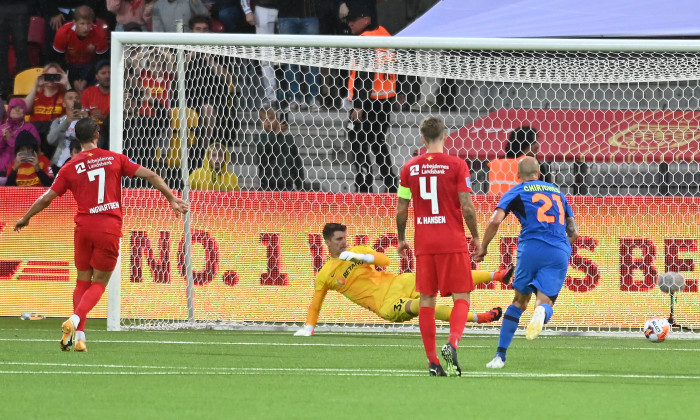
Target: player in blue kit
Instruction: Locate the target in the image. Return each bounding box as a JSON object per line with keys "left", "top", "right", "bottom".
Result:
{"left": 474, "top": 156, "right": 579, "bottom": 369}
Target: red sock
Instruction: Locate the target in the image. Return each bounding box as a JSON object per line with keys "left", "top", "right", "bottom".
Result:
{"left": 73, "top": 280, "right": 92, "bottom": 331}
{"left": 75, "top": 282, "right": 106, "bottom": 331}
{"left": 73, "top": 280, "right": 91, "bottom": 310}
{"left": 419, "top": 306, "right": 439, "bottom": 365}
{"left": 448, "top": 299, "right": 470, "bottom": 348}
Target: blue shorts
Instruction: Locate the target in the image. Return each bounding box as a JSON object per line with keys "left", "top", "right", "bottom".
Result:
{"left": 513, "top": 242, "right": 570, "bottom": 298}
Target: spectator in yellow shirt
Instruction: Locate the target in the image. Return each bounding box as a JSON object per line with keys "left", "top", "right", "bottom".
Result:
{"left": 188, "top": 142, "right": 241, "bottom": 191}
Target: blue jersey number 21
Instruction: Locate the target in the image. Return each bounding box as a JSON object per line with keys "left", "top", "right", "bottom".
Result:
{"left": 532, "top": 192, "right": 564, "bottom": 225}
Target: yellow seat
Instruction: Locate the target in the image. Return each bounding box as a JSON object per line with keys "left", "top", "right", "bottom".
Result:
{"left": 13, "top": 67, "right": 43, "bottom": 97}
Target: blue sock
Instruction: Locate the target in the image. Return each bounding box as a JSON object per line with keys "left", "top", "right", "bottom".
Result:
{"left": 495, "top": 305, "right": 523, "bottom": 361}
{"left": 541, "top": 303, "right": 553, "bottom": 324}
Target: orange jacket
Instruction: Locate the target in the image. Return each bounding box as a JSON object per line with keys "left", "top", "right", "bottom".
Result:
{"left": 347, "top": 26, "right": 396, "bottom": 101}
{"left": 487, "top": 156, "right": 527, "bottom": 195}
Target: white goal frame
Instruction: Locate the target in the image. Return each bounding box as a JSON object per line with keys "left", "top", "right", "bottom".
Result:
{"left": 107, "top": 32, "right": 700, "bottom": 333}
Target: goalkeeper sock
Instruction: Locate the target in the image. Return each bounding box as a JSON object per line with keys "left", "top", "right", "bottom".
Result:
{"left": 472, "top": 270, "right": 490, "bottom": 286}
{"left": 418, "top": 307, "right": 440, "bottom": 365}
{"left": 75, "top": 282, "right": 106, "bottom": 328}
{"left": 496, "top": 304, "right": 523, "bottom": 358}
{"left": 413, "top": 300, "right": 453, "bottom": 322}
{"left": 434, "top": 304, "right": 452, "bottom": 321}
{"left": 541, "top": 303, "right": 554, "bottom": 324}
{"left": 448, "top": 299, "right": 469, "bottom": 348}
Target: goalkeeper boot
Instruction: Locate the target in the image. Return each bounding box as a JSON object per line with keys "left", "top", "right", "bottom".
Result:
{"left": 429, "top": 362, "right": 447, "bottom": 377}
{"left": 494, "top": 266, "right": 515, "bottom": 286}
{"left": 60, "top": 319, "right": 76, "bottom": 352}
{"left": 486, "top": 355, "right": 505, "bottom": 369}
{"left": 477, "top": 307, "right": 503, "bottom": 324}
{"left": 440, "top": 343, "right": 462, "bottom": 377}
{"left": 74, "top": 339, "right": 87, "bottom": 352}
{"left": 526, "top": 305, "right": 546, "bottom": 340}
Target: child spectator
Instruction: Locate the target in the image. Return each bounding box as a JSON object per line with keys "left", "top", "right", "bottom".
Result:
{"left": 107, "top": 0, "right": 155, "bottom": 32}
{"left": 0, "top": 99, "right": 42, "bottom": 176}
{"left": 4, "top": 131, "right": 54, "bottom": 187}
{"left": 47, "top": 89, "right": 89, "bottom": 174}
{"left": 53, "top": 5, "right": 109, "bottom": 93}
{"left": 188, "top": 142, "right": 241, "bottom": 191}
{"left": 69, "top": 138, "right": 82, "bottom": 159}
{"left": 254, "top": 108, "right": 304, "bottom": 191}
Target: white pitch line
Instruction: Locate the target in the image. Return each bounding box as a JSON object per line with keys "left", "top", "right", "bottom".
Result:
{"left": 1, "top": 363, "right": 699, "bottom": 380}
{"left": 0, "top": 338, "right": 419, "bottom": 348}
{"left": 0, "top": 370, "right": 426, "bottom": 376}
{"left": 0, "top": 361, "right": 418, "bottom": 373}
{"left": 1, "top": 337, "right": 699, "bottom": 352}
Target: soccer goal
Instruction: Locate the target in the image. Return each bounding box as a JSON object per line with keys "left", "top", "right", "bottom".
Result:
{"left": 107, "top": 32, "right": 700, "bottom": 336}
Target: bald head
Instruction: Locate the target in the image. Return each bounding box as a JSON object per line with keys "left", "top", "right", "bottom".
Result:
{"left": 518, "top": 156, "right": 540, "bottom": 182}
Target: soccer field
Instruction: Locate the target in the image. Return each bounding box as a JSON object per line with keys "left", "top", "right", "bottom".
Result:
{"left": 1, "top": 317, "right": 699, "bottom": 419}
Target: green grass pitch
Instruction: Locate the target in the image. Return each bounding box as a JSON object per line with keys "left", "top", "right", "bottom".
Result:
{"left": 1, "top": 317, "right": 699, "bottom": 419}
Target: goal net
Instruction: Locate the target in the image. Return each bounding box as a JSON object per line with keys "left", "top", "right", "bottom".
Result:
{"left": 108, "top": 33, "right": 700, "bottom": 335}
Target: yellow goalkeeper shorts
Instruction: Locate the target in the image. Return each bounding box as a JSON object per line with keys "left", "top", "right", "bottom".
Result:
{"left": 377, "top": 273, "right": 420, "bottom": 322}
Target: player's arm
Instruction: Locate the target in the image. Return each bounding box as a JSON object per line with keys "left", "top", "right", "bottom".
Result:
{"left": 368, "top": 250, "right": 390, "bottom": 267}
{"left": 474, "top": 208, "right": 506, "bottom": 262}
{"left": 134, "top": 166, "right": 190, "bottom": 215}
{"left": 565, "top": 216, "right": 579, "bottom": 245}
{"left": 458, "top": 191, "right": 482, "bottom": 256}
{"left": 294, "top": 288, "right": 328, "bottom": 336}
{"left": 396, "top": 196, "right": 411, "bottom": 256}
{"left": 14, "top": 189, "right": 59, "bottom": 231}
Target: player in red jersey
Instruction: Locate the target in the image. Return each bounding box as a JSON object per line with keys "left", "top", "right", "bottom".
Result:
{"left": 14, "top": 118, "right": 189, "bottom": 352}
{"left": 396, "top": 116, "right": 482, "bottom": 377}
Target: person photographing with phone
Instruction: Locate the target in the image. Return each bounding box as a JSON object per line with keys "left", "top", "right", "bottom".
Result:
{"left": 25, "top": 63, "right": 71, "bottom": 124}
{"left": 5, "top": 131, "right": 54, "bottom": 187}
{"left": 47, "top": 89, "right": 89, "bottom": 175}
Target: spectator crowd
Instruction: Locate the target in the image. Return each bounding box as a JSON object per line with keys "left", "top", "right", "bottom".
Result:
{"left": 0, "top": 1, "right": 441, "bottom": 192}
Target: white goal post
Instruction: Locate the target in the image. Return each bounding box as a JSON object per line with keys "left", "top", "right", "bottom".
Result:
{"left": 107, "top": 32, "right": 700, "bottom": 336}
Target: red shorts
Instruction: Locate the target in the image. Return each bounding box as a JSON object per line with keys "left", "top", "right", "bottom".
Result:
{"left": 74, "top": 228, "right": 120, "bottom": 272}
{"left": 416, "top": 252, "right": 474, "bottom": 297}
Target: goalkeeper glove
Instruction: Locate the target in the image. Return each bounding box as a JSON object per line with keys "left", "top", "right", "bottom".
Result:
{"left": 338, "top": 251, "right": 375, "bottom": 264}
{"left": 293, "top": 324, "right": 314, "bottom": 336}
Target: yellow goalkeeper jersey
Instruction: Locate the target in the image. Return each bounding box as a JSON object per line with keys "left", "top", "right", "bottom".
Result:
{"left": 304, "top": 245, "right": 393, "bottom": 326}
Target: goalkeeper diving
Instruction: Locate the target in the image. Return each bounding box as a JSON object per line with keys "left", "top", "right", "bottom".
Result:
{"left": 294, "top": 223, "right": 513, "bottom": 336}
